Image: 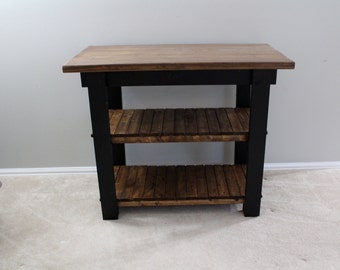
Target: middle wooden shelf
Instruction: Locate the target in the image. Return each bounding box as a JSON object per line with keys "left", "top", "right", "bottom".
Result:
{"left": 109, "top": 108, "right": 250, "bottom": 143}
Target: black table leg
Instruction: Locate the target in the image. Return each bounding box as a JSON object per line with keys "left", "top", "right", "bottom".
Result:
{"left": 243, "top": 71, "right": 271, "bottom": 217}
{"left": 235, "top": 85, "right": 250, "bottom": 164}
{"left": 108, "top": 86, "right": 126, "bottom": 166}
{"left": 86, "top": 73, "right": 119, "bottom": 220}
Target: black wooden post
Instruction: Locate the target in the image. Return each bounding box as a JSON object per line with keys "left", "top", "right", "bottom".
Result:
{"left": 108, "top": 86, "right": 126, "bottom": 165}
{"left": 85, "top": 73, "right": 119, "bottom": 220}
{"left": 236, "top": 85, "right": 251, "bottom": 107}
{"left": 235, "top": 85, "right": 251, "bottom": 164}
{"left": 243, "top": 70, "right": 272, "bottom": 217}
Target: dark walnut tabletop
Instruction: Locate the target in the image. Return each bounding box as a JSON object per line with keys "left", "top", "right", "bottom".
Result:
{"left": 62, "top": 44, "right": 295, "bottom": 73}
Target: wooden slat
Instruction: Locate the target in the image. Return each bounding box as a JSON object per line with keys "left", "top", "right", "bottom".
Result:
{"left": 205, "top": 166, "right": 219, "bottom": 198}
{"left": 162, "top": 109, "right": 175, "bottom": 135}
{"left": 150, "top": 109, "right": 164, "bottom": 135}
{"left": 196, "top": 166, "right": 209, "bottom": 199}
{"left": 206, "top": 109, "right": 220, "bottom": 134}
{"left": 127, "top": 110, "right": 144, "bottom": 135}
{"left": 109, "top": 110, "right": 123, "bottom": 134}
{"left": 196, "top": 109, "right": 209, "bottom": 135}
{"left": 184, "top": 109, "right": 197, "bottom": 135}
{"left": 132, "top": 166, "right": 147, "bottom": 199}
{"left": 174, "top": 109, "right": 186, "bottom": 135}
{"left": 224, "top": 165, "right": 241, "bottom": 197}
{"left": 226, "top": 108, "right": 243, "bottom": 132}
{"left": 111, "top": 134, "right": 248, "bottom": 144}
{"left": 118, "top": 198, "right": 245, "bottom": 207}
{"left": 236, "top": 108, "right": 250, "bottom": 131}
{"left": 154, "top": 167, "right": 166, "bottom": 199}
{"left": 113, "top": 166, "right": 120, "bottom": 180}
{"left": 139, "top": 109, "right": 154, "bottom": 135}
{"left": 176, "top": 166, "right": 186, "bottom": 199}
{"left": 214, "top": 165, "right": 230, "bottom": 197}
{"left": 115, "top": 166, "right": 128, "bottom": 199}
{"left": 143, "top": 167, "right": 157, "bottom": 199}
{"left": 164, "top": 166, "right": 177, "bottom": 200}
{"left": 119, "top": 166, "right": 138, "bottom": 200}
{"left": 115, "top": 110, "right": 133, "bottom": 135}
{"left": 216, "top": 108, "right": 232, "bottom": 133}
{"left": 186, "top": 166, "right": 198, "bottom": 199}
{"left": 233, "top": 165, "right": 246, "bottom": 196}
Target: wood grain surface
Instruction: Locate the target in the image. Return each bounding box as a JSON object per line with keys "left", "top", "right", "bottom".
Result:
{"left": 63, "top": 44, "right": 295, "bottom": 72}
{"left": 108, "top": 108, "right": 250, "bottom": 143}
{"left": 113, "top": 165, "right": 246, "bottom": 207}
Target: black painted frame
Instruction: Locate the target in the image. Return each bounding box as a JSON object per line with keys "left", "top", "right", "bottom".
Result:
{"left": 82, "top": 69, "right": 277, "bottom": 219}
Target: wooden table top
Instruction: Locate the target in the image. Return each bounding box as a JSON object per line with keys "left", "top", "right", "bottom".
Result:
{"left": 63, "top": 44, "right": 294, "bottom": 73}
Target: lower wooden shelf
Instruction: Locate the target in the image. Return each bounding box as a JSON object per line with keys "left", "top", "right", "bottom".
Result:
{"left": 113, "top": 164, "right": 246, "bottom": 207}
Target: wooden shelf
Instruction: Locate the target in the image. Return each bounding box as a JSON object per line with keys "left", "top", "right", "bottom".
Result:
{"left": 113, "top": 165, "right": 246, "bottom": 207}
{"left": 109, "top": 108, "right": 249, "bottom": 143}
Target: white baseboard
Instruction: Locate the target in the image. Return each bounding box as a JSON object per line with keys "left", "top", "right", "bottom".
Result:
{"left": 0, "top": 166, "right": 96, "bottom": 176}
{"left": 0, "top": 162, "right": 340, "bottom": 176}
{"left": 264, "top": 162, "right": 340, "bottom": 170}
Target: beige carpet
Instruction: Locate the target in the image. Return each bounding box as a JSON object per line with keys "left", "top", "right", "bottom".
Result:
{"left": 0, "top": 169, "right": 339, "bottom": 270}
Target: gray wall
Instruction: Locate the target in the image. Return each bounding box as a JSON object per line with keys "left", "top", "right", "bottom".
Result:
{"left": 1, "top": 0, "right": 340, "bottom": 168}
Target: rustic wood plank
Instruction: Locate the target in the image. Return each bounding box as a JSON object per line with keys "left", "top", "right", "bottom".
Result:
{"left": 115, "top": 110, "right": 133, "bottom": 135}
{"left": 186, "top": 166, "right": 198, "bottom": 199}
{"left": 214, "top": 165, "right": 230, "bottom": 197}
{"left": 109, "top": 110, "right": 123, "bottom": 135}
{"left": 196, "top": 109, "right": 209, "bottom": 135}
{"left": 119, "top": 166, "right": 138, "bottom": 200}
{"left": 174, "top": 109, "right": 186, "bottom": 135}
{"left": 118, "top": 198, "right": 245, "bottom": 207}
{"left": 233, "top": 165, "right": 246, "bottom": 196}
{"left": 63, "top": 44, "right": 295, "bottom": 73}
{"left": 132, "top": 166, "right": 147, "bottom": 200}
{"left": 115, "top": 166, "right": 129, "bottom": 199}
{"left": 206, "top": 109, "right": 220, "bottom": 134}
{"left": 113, "top": 166, "right": 120, "bottom": 180}
{"left": 139, "top": 109, "right": 154, "bottom": 135}
{"left": 127, "top": 110, "right": 144, "bottom": 135}
{"left": 176, "top": 166, "right": 187, "bottom": 199}
{"left": 164, "top": 166, "right": 177, "bottom": 200}
{"left": 154, "top": 166, "right": 167, "bottom": 199}
{"left": 111, "top": 134, "right": 248, "bottom": 144}
{"left": 196, "top": 166, "right": 209, "bottom": 199}
{"left": 224, "top": 165, "right": 241, "bottom": 197}
{"left": 162, "top": 109, "right": 175, "bottom": 135}
{"left": 205, "top": 166, "right": 219, "bottom": 198}
{"left": 150, "top": 109, "right": 165, "bottom": 135}
{"left": 236, "top": 108, "right": 250, "bottom": 131}
{"left": 216, "top": 108, "right": 232, "bottom": 133}
{"left": 143, "top": 166, "right": 157, "bottom": 199}
{"left": 184, "top": 109, "right": 197, "bottom": 135}
{"left": 226, "top": 108, "right": 243, "bottom": 132}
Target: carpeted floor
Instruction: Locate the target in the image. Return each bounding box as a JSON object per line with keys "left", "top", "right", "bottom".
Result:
{"left": 0, "top": 169, "right": 339, "bottom": 270}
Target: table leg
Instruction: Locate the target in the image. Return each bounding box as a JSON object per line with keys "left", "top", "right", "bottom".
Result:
{"left": 108, "top": 86, "right": 126, "bottom": 165}
{"left": 86, "top": 73, "right": 119, "bottom": 220}
{"left": 243, "top": 71, "right": 271, "bottom": 217}
{"left": 235, "top": 85, "right": 250, "bottom": 164}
